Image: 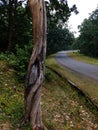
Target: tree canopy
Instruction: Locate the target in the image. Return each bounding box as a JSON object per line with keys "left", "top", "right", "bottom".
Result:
{"left": 46, "top": 0, "right": 78, "bottom": 27}
{"left": 0, "top": 0, "right": 76, "bottom": 53}
{"left": 47, "top": 25, "right": 74, "bottom": 55}
{"left": 0, "top": 0, "right": 32, "bottom": 51}
{"left": 77, "top": 7, "right": 98, "bottom": 57}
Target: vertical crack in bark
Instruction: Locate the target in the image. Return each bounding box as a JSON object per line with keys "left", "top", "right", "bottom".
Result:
{"left": 20, "top": 0, "right": 47, "bottom": 129}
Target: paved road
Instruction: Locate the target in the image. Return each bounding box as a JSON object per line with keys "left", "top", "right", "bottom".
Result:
{"left": 56, "top": 51, "right": 98, "bottom": 82}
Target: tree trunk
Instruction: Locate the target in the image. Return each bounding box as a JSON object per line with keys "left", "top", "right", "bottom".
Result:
{"left": 21, "top": 0, "right": 47, "bottom": 130}
{"left": 7, "top": 0, "right": 17, "bottom": 52}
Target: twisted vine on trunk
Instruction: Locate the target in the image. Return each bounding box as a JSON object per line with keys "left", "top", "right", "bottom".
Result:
{"left": 20, "top": 0, "right": 47, "bottom": 129}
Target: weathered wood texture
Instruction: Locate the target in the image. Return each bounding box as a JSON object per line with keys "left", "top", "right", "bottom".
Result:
{"left": 21, "top": 0, "right": 47, "bottom": 129}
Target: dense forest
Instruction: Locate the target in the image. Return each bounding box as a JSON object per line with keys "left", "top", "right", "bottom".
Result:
{"left": 0, "top": 0, "right": 77, "bottom": 80}
{"left": 0, "top": 0, "right": 77, "bottom": 53}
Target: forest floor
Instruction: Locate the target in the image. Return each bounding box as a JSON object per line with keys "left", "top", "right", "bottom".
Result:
{"left": 0, "top": 60, "right": 98, "bottom": 130}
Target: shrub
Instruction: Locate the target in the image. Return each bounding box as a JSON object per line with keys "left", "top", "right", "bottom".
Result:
{"left": 0, "top": 43, "right": 33, "bottom": 82}
{"left": 45, "top": 69, "right": 53, "bottom": 82}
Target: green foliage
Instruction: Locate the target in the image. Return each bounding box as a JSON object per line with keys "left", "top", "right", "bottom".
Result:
{"left": 47, "top": 26, "right": 74, "bottom": 55}
{"left": 0, "top": 0, "right": 77, "bottom": 52}
{"left": 12, "top": 44, "right": 32, "bottom": 81}
{"left": 45, "top": 69, "right": 53, "bottom": 82}
{"left": 77, "top": 7, "right": 98, "bottom": 57}
{"left": 0, "top": 0, "right": 8, "bottom": 50}
{"left": 0, "top": 43, "right": 33, "bottom": 82}
{"left": 46, "top": 0, "right": 70, "bottom": 27}
{"left": 71, "top": 37, "right": 80, "bottom": 50}
{"left": 46, "top": 0, "right": 78, "bottom": 27}
{"left": 0, "top": 1, "right": 32, "bottom": 51}
{"left": 14, "top": 6, "right": 33, "bottom": 49}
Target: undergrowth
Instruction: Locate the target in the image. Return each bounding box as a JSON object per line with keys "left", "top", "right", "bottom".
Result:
{"left": 0, "top": 44, "right": 32, "bottom": 82}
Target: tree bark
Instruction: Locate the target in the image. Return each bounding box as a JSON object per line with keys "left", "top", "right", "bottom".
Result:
{"left": 7, "top": 0, "right": 17, "bottom": 52}
{"left": 21, "top": 0, "right": 47, "bottom": 130}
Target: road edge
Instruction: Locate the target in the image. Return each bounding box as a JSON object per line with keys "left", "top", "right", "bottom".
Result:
{"left": 46, "top": 66, "right": 98, "bottom": 116}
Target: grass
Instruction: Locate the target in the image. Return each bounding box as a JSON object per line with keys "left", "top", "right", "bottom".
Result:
{"left": 0, "top": 59, "right": 98, "bottom": 130}
{"left": 46, "top": 55, "right": 98, "bottom": 105}
{"left": 68, "top": 52, "right": 98, "bottom": 66}
{"left": 0, "top": 61, "right": 25, "bottom": 129}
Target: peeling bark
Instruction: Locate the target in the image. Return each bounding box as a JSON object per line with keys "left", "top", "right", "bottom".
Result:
{"left": 20, "top": 0, "right": 47, "bottom": 130}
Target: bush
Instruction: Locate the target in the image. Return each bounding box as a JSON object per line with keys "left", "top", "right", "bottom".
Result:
{"left": 45, "top": 69, "right": 53, "bottom": 82}
{"left": 0, "top": 43, "right": 33, "bottom": 82}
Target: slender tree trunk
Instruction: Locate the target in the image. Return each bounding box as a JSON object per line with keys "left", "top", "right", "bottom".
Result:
{"left": 8, "top": 0, "right": 14, "bottom": 51}
{"left": 21, "top": 0, "right": 47, "bottom": 129}
{"left": 7, "top": 0, "right": 17, "bottom": 52}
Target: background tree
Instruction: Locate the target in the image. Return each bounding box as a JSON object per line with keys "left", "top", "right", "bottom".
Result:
{"left": 47, "top": 25, "right": 74, "bottom": 55}
{"left": 0, "top": 0, "right": 77, "bottom": 53}
{"left": 46, "top": 0, "right": 77, "bottom": 55}
{"left": 7, "top": 0, "right": 17, "bottom": 51}
{"left": 0, "top": 0, "right": 8, "bottom": 50}
{"left": 76, "top": 7, "right": 98, "bottom": 57}
{"left": 45, "top": 0, "right": 78, "bottom": 27}
{"left": 0, "top": 0, "right": 33, "bottom": 51}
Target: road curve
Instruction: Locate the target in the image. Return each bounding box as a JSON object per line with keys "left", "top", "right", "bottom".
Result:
{"left": 56, "top": 51, "right": 98, "bottom": 82}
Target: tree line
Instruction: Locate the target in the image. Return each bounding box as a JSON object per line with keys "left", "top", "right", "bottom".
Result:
{"left": 73, "top": 7, "right": 98, "bottom": 57}
{"left": 0, "top": 0, "right": 78, "bottom": 81}
{"left": 0, "top": 0, "right": 77, "bottom": 55}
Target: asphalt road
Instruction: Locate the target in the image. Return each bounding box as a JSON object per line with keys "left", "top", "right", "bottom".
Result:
{"left": 56, "top": 51, "right": 98, "bottom": 82}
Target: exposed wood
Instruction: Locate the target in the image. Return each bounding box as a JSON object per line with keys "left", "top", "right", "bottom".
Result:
{"left": 20, "top": 0, "right": 47, "bottom": 129}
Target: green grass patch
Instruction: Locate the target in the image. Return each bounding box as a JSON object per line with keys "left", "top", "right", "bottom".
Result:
{"left": 68, "top": 52, "right": 98, "bottom": 66}
{"left": 42, "top": 68, "right": 98, "bottom": 130}
{"left": 46, "top": 55, "right": 98, "bottom": 105}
